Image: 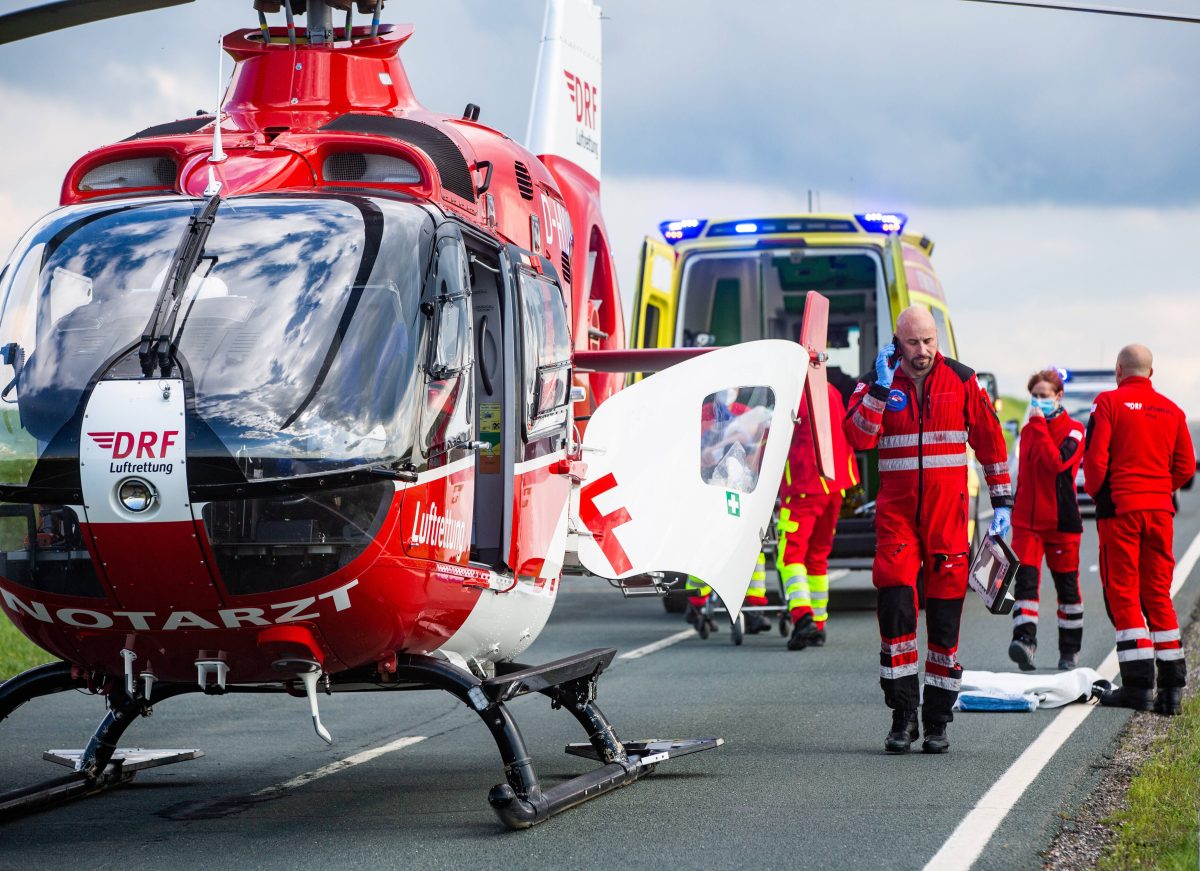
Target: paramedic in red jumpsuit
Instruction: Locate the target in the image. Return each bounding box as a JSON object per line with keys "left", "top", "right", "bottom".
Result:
{"left": 844, "top": 306, "right": 1013, "bottom": 754}
{"left": 1084, "top": 344, "right": 1195, "bottom": 716}
{"left": 1007, "top": 368, "right": 1086, "bottom": 672}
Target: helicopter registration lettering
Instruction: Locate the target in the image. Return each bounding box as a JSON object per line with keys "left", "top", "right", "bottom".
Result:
{"left": 0, "top": 580, "right": 359, "bottom": 631}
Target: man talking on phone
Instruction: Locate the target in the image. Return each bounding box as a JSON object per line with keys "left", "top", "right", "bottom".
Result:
{"left": 844, "top": 306, "right": 1012, "bottom": 754}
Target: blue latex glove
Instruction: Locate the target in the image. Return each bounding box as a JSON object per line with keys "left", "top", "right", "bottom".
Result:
{"left": 990, "top": 506, "right": 1012, "bottom": 538}
{"left": 875, "top": 343, "right": 897, "bottom": 388}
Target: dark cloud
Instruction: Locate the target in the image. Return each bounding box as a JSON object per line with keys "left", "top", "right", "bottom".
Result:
{"left": 0, "top": 0, "right": 1196, "bottom": 207}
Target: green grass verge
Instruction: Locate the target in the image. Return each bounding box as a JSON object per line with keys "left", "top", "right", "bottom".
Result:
{"left": 1101, "top": 689, "right": 1200, "bottom": 869}
{"left": 0, "top": 617, "right": 53, "bottom": 681}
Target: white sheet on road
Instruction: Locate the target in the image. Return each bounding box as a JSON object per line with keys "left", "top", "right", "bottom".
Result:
{"left": 953, "top": 668, "right": 1104, "bottom": 712}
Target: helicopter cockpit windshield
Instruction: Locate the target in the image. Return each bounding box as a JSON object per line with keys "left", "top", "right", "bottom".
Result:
{"left": 0, "top": 194, "right": 442, "bottom": 491}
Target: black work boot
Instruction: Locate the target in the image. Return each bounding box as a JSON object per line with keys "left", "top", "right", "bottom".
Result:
{"left": 809, "top": 625, "right": 827, "bottom": 647}
{"left": 744, "top": 612, "right": 772, "bottom": 635}
{"left": 921, "top": 720, "right": 949, "bottom": 754}
{"left": 1098, "top": 685, "right": 1154, "bottom": 711}
{"left": 884, "top": 709, "right": 919, "bottom": 754}
{"left": 1057, "top": 650, "right": 1080, "bottom": 671}
{"left": 787, "top": 614, "right": 820, "bottom": 651}
{"left": 1154, "top": 687, "right": 1184, "bottom": 716}
{"left": 1008, "top": 638, "right": 1036, "bottom": 672}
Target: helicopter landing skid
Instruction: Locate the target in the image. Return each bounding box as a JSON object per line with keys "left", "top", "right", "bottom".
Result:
{"left": 394, "top": 648, "right": 722, "bottom": 829}
{"left": 0, "top": 662, "right": 202, "bottom": 820}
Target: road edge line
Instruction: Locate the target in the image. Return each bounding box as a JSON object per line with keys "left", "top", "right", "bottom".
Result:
{"left": 922, "top": 526, "right": 1200, "bottom": 871}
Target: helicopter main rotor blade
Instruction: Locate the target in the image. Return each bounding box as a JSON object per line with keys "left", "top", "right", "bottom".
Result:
{"left": 961, "top": 0, "right": 1200, "bottom": 23}
{"left": 0, "top": 0, "right": 197, "bottom": 46}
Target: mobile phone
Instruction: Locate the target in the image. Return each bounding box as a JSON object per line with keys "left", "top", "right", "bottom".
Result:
{"left": 888, "top": 334, "right": 900, "bottom": 369}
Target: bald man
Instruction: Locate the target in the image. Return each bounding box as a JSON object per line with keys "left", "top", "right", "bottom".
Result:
{"left": 845, "top": 306, "right": 1012, "bottom": 753}
{"left": 1083, "top": 344, "right": 1195, "bottom": 715}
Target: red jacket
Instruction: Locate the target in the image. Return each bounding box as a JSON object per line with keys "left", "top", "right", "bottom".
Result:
{"left": 1082, "top": 376, "right": 1195, "bottom": 517}
{"left": 1014, "top": 410, "right": 1085, "bottom": 533}
{"left": 844, "top": 353, "right": 1013, "bottom": 511}
{"left": 779, "top": 382, "right": 859, "bottom": 500}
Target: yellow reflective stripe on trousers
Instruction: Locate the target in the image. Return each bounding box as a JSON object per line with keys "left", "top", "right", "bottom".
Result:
{"left": 685, "top": 575, "right": 711, "bottom": 597}
{"left": 808, "top": 573, "right": 829, "bottom": 620}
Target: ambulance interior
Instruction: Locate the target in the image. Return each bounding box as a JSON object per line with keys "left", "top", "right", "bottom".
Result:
{"left": 676, "top": 249, "right": 889, "bottom": 399}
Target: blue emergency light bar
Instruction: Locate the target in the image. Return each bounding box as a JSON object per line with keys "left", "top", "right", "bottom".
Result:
{"left": 854, "top": 212, "right": 908, "bottom": 234}
{"left": 659, "top": 219, "right": 706, "bottom": 243}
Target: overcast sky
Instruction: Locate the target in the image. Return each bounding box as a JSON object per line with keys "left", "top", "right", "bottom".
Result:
{"left": 0, "top": 0, "right": 1197, "bottom": 410}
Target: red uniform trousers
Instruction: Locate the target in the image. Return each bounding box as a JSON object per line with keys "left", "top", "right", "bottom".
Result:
{"left": 778, "top": 492, "right": 842, "bottom": 626}
{"left": 1098, "top": 510, "right": 1185, "bottom": 689}
{"left": 874, "top": 477, "right": 970, "bottom": 724}
{"left": 1010, "top": 527, "right": 1083, "bottom": 654}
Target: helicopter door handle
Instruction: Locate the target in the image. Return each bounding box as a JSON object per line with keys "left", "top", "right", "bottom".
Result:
{"left": 474, "top": 160, "right": 493, "bottom": 196}
{"left": 466, "top": 441, "right": 490, "bottom": 452}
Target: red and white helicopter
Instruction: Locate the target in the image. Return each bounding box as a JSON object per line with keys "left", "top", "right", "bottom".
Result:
{"left": 0, "top": 0, "right": 833, "bottom": 828}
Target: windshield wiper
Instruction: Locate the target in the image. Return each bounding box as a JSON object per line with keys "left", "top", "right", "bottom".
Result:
{"left": 138, "top": 193, "right": 222, "bottom": 377}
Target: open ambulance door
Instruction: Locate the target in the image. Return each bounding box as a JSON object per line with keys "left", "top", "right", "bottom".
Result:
{"left": 571, "top": 340, "right": 808, "bottom": 617}
{"left": 631, "top": 236, "right": 676, "bottom": 353}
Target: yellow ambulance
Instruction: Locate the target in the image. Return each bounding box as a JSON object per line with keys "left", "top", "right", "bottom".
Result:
{"left": 631, "top": 213, "right": 995, "bottom": 578}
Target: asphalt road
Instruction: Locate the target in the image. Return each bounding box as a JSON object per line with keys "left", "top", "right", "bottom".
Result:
{"left": 2, "top": 488, "right": 1199, "bottom": 870}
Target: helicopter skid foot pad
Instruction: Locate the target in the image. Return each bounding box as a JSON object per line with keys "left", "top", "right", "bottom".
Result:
{"left": 564, "top": 737, "right": 723, "bottom": 764}
{"left": 43, "top": 749, "right": 204, "bottom": 772}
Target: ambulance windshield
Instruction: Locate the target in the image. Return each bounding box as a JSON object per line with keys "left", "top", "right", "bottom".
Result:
{"left": 0, "top": 194, "right": 438, "bottom": 488}
{"left": 677, "top": 249, "right": 885, "bottom": 389}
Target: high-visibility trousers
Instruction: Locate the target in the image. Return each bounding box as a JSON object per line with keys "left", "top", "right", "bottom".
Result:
{"left": 777, "top": 493, "right": 841, "bottom": 627}
{"left": 1010, "top": 527, "right": 1083, "bottom": 655}
{"left": 1098, "top": 510, "right": 1185, "bottom": 690}
{"left": 873, "top": 483, "right": 970, "bottom": 723}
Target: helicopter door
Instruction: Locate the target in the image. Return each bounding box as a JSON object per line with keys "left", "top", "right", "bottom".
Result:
{"left": 506, "top": 250, "right": 573, "bottom": 580}
{"left": 466, "top": 238, "right": 510, "bottom": 567}
{"left": 573, "top": 340, "right": 810, "bottom": 617}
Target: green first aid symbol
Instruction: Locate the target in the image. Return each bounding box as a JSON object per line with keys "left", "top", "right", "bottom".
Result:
{"left": 726, "top": 491, "right": 741, "bottom": 517}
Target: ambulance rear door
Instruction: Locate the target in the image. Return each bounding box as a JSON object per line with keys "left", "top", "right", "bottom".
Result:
{"left": 631, "top": 236, "right": 677, "bottom": 351}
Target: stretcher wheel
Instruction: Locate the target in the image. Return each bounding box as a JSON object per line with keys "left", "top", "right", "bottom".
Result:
{"left": 731, "top": 614, "right": 744, "bottom": 646}
{"left": 778, "top": 613, "right": 789, "bottom": 637}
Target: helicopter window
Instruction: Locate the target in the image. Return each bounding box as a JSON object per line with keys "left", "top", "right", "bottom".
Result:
{"left": 699, "top": 386, "right": 775, "bottom": 494}
{"left": 0, "top": 504, "right": 104, "bottom": 597}
{"left": 421, "top": 236, "right": 473, "bottom": 458}
{"left": 518, "top": 271, "right": 571, "bottom": 435}
{"left": 0, "top": 195, "right": 434, "bottom": 488}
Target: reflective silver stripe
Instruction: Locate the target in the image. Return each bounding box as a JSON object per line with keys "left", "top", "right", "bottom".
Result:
{"left": 879, "top": 454, "right": 969, "bottom": 472}
{"left": 851, "top": 413, "right": 881, "bottom": 436}
{"left": 1116, "top": 627, "right": 1149, "bottom": 642}
{"left": 1014, "top": 599, "right": 1039, "bottom": 612}
{"left": 927, "top": 650, "right": 956, "bottom": 668}
{"left": 1155, "top": 648, "right": 1186, "bottom": 661}
{"left": 1012, "top": 614, "right": 1038, "bottom": 627}
{"left": 989, "top": 484, "right": 1014, "bottom": 498}
{"left": 983, "top": 463, "right": 1009, "bottom": 476}
{"left": 882, "top": 638, "right": 919, "bottom": 655}
{"left": 924, "top": 673, "right": 962, "bottom": 691}
{"left": 879, "top": 433, "right": 921, "bottom": 449}
{"left": 862, "top": 393, "right": 885, "bottom": 413}
{"left": 881, "top": 663, "right": 919, "bottom": 679}
{"left": 1069, "top": 429, "right": 1084, "bottom": 442}
{"left": 877, "top": 431, "right": 968, "bottom": 450}
{"left": 812, "top": 607, "right": 828, "bottom": 618}
{"left": 1057, "top": 618, "right": 1084, "bottom": 629}
{"left": 1117, "top": 647, "right": 1155, "bottom": 662}
{"left": 1151, "top": 628, "right": 1181, "bottom": 643}
{"left": 1059, "top": 604, "right": 1084, "bottom": 615}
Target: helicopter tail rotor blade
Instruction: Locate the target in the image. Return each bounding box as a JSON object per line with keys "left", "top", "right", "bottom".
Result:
{"left": 960, "top": 0, "right": 1200, "bottom": 24}
{"left": 0, "top": 0, "right": 198, "bottom": 46}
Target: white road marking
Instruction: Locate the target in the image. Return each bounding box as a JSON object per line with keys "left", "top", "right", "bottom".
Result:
{"left": 253, "top": 735, "right": 427, "bottom": 797}
{"left": 618, "top": 629, "right": 695, "bottom": 660}
{"left": 923, "top": 526, "right": 1200, "bottom": 871}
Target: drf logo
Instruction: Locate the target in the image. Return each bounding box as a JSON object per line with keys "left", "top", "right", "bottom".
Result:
{"left": 88, "top": 431, "right": 179, "bottom": 459}
{"left": 726, "top": 491, "right": 741, "bottom": 517}
{"left": 564, "top": 69, "right": 598, "bottom": 130}
{"left": 1124, "top": 402, "right": 1143, "bottom": 411}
